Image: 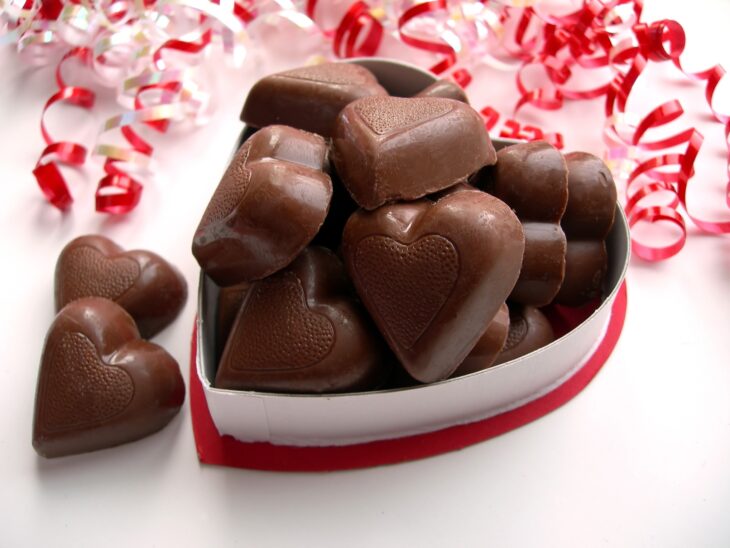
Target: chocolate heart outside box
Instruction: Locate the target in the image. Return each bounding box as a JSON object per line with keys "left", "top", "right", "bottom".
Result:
{"left": 195, "top": 58, "right": 630, "bottom": 450}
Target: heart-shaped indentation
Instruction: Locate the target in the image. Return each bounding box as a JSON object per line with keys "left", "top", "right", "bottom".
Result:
{"left": 58, "top": 246, "right": 140, "bottom": 305}
{"left": 355, "top": 97, "right": 452, "bottom": 136}
{"left": 38, "top": 332, "right": 135, "bottom": 431}
{"left": 281, "top": 63, "right": 373, "bottom": 85}
{"left": 354, "top": 235, "right": 459, "bottom": 349}
{"left": 226, "top": 273, "right": 335, "bottom": 371}
{"left": 55, "top": 235, "right": 187, "bottom": 338}
{"left": 33, "top": 298, "right": 185, "bottom": 458}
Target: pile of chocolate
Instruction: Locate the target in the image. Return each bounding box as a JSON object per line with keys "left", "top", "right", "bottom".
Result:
{"left": 32, "top": 236, "right": 187, "bottom": 458}
{"left": 193, "top": 62, "right": 617, "bottom": 394}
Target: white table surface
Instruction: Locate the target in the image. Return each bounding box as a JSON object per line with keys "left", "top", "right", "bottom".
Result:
{"left": 2, "top": 1, "right": 729, "bottom": 546}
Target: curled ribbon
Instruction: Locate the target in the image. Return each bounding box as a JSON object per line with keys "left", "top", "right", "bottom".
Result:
{"left": 3, "top": 0, "right": 730, "bottom": 263}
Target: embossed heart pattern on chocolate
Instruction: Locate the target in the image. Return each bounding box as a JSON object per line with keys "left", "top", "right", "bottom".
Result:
{"left": 216, "top": 247, "right": 389, "bottom": 394}
{"left": 56, "top": 234, "right": 187, "bottom": 338}
{"left": 33, "top": 298, "right": 185, "bottom": 458}
{"left": 198, "top": 62, "right": 618, "bottom": 394}
{"left": 342, "top": 190, "right": 525, "bottom": 383}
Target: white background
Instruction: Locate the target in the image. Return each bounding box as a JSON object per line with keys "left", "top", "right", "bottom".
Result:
{"left": 1, "top": 1, "right": 730, "bottom": 546}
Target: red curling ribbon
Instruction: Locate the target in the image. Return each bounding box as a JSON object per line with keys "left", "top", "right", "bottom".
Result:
{"left": 451, "top": 68, "right": 471, "bottom": 88}
{"left": 96, "top": 167, "right": 143, "bottom": 215}
{"left": 480, "top": 104, "right": 563, "bottom": 148}
{"left": 332, "top": 1, "right": 383, "bottom": 58}
{"left": 398, "top": 0, "right": 457, "bottom": 75}
{"left": 307, "top": 0, "right": 383, "bottom": 57}
{"left": 480, "top": 106, "right": 500, "bottom": 132}
{"left": 633, "top": 20, "right": 685, "bottom": 61}
{"left": 33, "top": 47, "right": 95, "bottom": 211}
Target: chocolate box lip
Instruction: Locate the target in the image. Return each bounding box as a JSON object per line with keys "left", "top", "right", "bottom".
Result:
{"left": 196, "top": 57, "right": 631, "bottom": 400}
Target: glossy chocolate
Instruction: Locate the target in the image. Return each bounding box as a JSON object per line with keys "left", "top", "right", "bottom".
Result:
{"left": 415, "top": 79, "right": 469, "bottom": 103}
{"left": 215, "top": 247, "right": 389, "bottom": 393}
{"left": 342, "top": 189, "right": 524, "bottom": 383}
{"left": 495, "top": 304, "right": 555, "bottom": 365}
{"left": 487, "top": 141, "right": 568, "bottom": 306}
{"left": 451, "top": 303, "right": 510, "bottom": 377}
{"left": 240, "top": 62, "right": 388, "bottom": 137}
{"left": 55, "top": 235, "right": 187, "bottom": 338}
{"left": 332, "top": 96, "right": 497, "bottom": 210}
{"left": 33, "top": 298, "right": 185, "bottom": 458}
{"left": 555, "top": 152, "right": 617, "bottom": 306}
{"left": 192, "top": 125, "right": 332, "bottom": 286}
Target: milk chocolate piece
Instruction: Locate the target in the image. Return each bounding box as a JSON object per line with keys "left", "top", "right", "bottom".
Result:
{"left": 240, "top": 63, "right": 388, "bottom": 137}
{"left": 216, "top": 247, "right": 389, "bottom": 393}
{"left": 415, "top": 79, "right": 469, "bottom": 103}
{"left": 451, "top": 303, "right": 509, "bottom": 377}
{"left": 332, "top": 96, "right": 497, "bottom": 210}
{"left": 495, "top": 304, "right": 555, "bottom": 365}
{"left": 216, "top": 282, "right": 250, "bottom": 355}
{"left": 33, "top": 298, "right": 185, "bottom": 458}
{"left": 342, "top": 189, "right": 524, "bottom": 383}
{"left": 55, "top": 235, "right": 187, "bottom": 338}
{"left": 193, "top": 125, "right": 332, "bottom": 286}
{"left": 487, "top": 141, "right": 568, "bottom": 306}
{"left": 556, "top": 152, "right": 617, "bottom": 306}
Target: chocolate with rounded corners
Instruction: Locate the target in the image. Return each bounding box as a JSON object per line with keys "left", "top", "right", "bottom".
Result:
{"left": 556, "top": 152, "right": 617, "bottom": 306}
{"left": 485, "top": 141, "right": 568, "bottom": 306}
{"left": 240, "top": 62, "right": 388, "bottom": 137}
{"left": 216, "top": 247, "right": 390, "bottom": 393}
{"left": 193, "top": 125, "right": 332, "bottom": 286}
{"left": 342, "top": 189, "right": 524, "bottom": 383}
{"left": 33, "top": 298, "right": 185, "bottom": 458}
{"left": 55, "top": 235, "right": 187, "bottom": 338}
{"left": 333, "top": 96, "right": 497, "bottom": 210}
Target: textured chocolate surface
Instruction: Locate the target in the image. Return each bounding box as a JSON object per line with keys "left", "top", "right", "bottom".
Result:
{"left": 487, "top": 141, "right": 568, "bottom": 306}
{"left": 451, "top": 303, "right": 510, "bottom": 377}
{"left": 216, "top": 282, "right": 250, "bottom": 358}
{"left": 556, "top": 152, "right": 617, "bottom": 306}
{"left": 495, "top": 304, "right": 555, "bottom": 365}
{"left": 332, "top": 96, "right": 497, "bottom": 210}
{"left": 342, "top": 189, "right": 524, "bottom": 382}
{"left": 33, "top": 298, "right": 185, "bottom": 458}
{"left": 415, "top": 79, "right": 469, "bottom": 103}
{"left": 240, "top": 63, "right": 388, "bottom": 137}
{"left": 193, "top": 125, "right": 332, "bottom": 286}
{"left": 55, "top": 235, "right": 187, "bottom": 338}
{"left": 215, "top": 247, "right": 389, "bottom": 393}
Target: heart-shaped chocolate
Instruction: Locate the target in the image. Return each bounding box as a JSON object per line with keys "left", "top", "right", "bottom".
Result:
{"left": 332, "top": 96, "right": 497, "bottom": 210}
{"left": 342, "top": 189, "right": 525, "bottom": 382}
{"left": 192, "top": 125, "right": 332, "bottom": 286}
{"left": 215, "top": 247, "right": 389, "bottom": 393}
{"left": 33, "top": 298, "right": 185, "bottom": 458}
{"left": 55, "top": 235, "right": 187, "bottom": 338}
{"left": 240, "top": 62, "right": 388, "bottom": 137}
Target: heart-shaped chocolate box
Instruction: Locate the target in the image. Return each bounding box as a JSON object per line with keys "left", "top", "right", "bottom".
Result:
{"left": 195, "top": 58, "right": 630, "bottom": 451}
{"left": 33, "top": 298, "right": 185, "bottom": 458}
{"left": 55, "top": 235, "right": 187, "bottom": 338}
